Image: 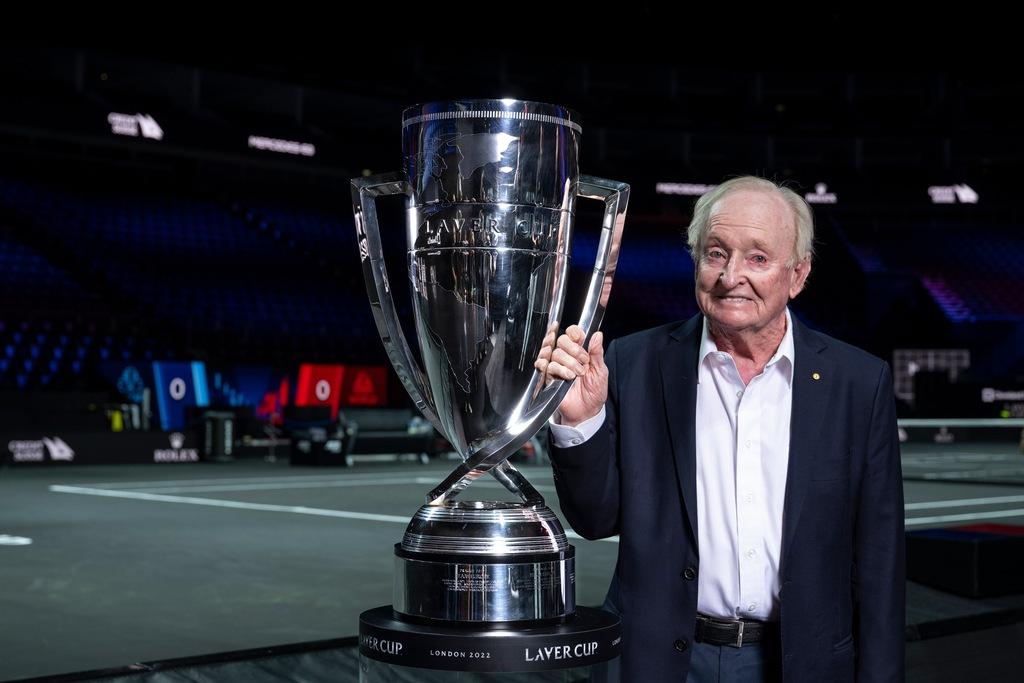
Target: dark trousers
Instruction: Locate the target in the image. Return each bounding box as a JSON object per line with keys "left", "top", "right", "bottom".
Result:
{"left": 686, "top": 638, "right": 783, "bottom": 683}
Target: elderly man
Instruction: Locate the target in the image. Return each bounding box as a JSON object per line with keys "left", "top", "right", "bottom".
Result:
{"left": 541, "top": 176, "right": 904, "bottom": 682}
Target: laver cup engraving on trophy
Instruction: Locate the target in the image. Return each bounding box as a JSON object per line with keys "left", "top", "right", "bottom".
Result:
{"left": 352, "top": 100, "right": 628, "bottom": 624}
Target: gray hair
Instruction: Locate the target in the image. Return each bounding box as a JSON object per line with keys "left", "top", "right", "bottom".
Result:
{"left": 686, "top": 176, "right": 815, "bottom": 267}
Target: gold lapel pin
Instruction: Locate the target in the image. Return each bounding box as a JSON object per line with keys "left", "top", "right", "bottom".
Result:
{"left": 812, "top": 372, "right": 821, "bottom": 381}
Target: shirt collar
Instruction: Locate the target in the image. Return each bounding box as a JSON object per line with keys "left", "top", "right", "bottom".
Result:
{"left": 698, "top": 308, "right": 796, "bottom": 385}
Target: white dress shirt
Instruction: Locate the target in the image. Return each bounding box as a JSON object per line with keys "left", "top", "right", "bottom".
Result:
{"left": 550, "top": 309, "right": 795, "bottom": 622}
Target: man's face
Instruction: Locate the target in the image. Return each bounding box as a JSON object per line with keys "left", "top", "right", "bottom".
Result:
{"left": 694, "top": 190, "right": 811, "bottom": 335}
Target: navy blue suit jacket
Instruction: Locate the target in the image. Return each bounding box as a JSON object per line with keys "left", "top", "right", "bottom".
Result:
{"left": 550, "top": 314, "right": 905, "bottom": 681}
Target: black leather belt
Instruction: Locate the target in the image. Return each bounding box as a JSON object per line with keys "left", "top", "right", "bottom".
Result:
{"left": 695, "top": 613, "right": 779, "bottom": 648}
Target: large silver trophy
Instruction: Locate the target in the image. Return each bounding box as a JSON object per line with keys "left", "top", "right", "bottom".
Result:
{"left": 352, "top": 99, "right": 627, "bottom": 625}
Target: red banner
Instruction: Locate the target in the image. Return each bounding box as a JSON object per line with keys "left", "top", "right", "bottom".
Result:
{"left": 342, "top": 365, "right": 387, "bottom": 407}
{"left": 295, "top": 364, "right": 344, "bottom": 418}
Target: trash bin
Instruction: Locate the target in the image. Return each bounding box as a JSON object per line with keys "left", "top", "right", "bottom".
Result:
{"left": 202, "top": 410, "right": 235, "bottom": 461}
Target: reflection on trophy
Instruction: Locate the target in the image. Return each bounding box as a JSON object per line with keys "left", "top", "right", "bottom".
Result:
{"left": 352, "top": 100, "right": 628, "bottom": 629}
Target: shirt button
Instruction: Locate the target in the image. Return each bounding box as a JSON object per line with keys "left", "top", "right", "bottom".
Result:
{"left": 674, "top": 638, "right": 688, "bottom": 652}
{"left": 682, "top": 566, "right": 698, "bottom": 581}
{"left": 736, "top": 390, "right": 743, "bottom": 399}
{"left": 746, "top": 548, "right": 757, "bottom": 559}
{"left": 571, "top": 438, "right": 581, "bottom": 445}
{"left": 748, "top": 602, "right": 757, "bottom": 611}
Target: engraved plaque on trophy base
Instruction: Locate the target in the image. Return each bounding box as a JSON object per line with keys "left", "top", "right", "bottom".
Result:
{"left": 393, "top": 501, "right": 575, "bottom": 623}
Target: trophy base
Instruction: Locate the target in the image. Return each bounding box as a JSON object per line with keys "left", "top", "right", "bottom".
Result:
{"left": 394, "top": 501, "right": 576, "bottom": 623}
{"left": 393, "top": 545, "right": 575, "bottom": 624}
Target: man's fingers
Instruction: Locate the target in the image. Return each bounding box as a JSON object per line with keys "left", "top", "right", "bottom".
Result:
{"left": 545, "top": 360, "right": 578, "bottom": 381}
{"left": 552, "top": 348, "right": 585, "bottom": 375}
{"left": 541, "top": 324, "right": 557, "bottom": 348}
{"left": 544, "top": 325, "right": 607, "bottom": 384}
{"left": 590, "top": 331, "right": 606, "bottom": 370}
{"left": 557, "top": 332, "right": 590, "bottom": 365}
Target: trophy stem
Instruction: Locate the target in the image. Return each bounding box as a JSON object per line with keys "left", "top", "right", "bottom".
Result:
{"left": 488, "top": 461, "right": 545, "bottom": 505}
{"left": 427, "top": 460, "right": 543, "bottom": 507}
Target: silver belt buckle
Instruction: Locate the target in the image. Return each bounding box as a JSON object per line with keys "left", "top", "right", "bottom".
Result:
{"left": 729, "top": 619, "right": 745, "bottom": 648}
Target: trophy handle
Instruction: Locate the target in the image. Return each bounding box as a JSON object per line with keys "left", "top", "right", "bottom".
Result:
{"left": 352, "top": 173, "right": 532, "bottom": 499}
{"left": 426, "top": 175, "right": 630, "bottom": 506}
{"left": 352, "top": 173, "right": 445, "bottom": 436}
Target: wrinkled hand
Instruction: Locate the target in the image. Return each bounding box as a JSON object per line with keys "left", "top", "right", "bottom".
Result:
{"left": 535, "top": 323, "right": 607, "bottom": 427}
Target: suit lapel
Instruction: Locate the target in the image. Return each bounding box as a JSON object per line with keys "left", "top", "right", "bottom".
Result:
{"left": 661, "top": 315, "right": 702, "bottom": 543}
{"left": 781, "top": 317, "right": 835, "bottom": 569}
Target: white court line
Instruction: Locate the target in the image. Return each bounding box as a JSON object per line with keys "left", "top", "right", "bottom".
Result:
{"left": 905, "top": 494, "right": 1024, "bottom": 510}
{"left": 132, "top": 479, "right": 559, "bottom": 495}
{"left": 0, "top": 535, "right": 33, "bottom": 546}
{"left": 55, "top": 479, "right": 1024, "bottom": 533}
{"left": 903, "top": 455, "right": 1021, "bottom": 464}
{"left": 80, "top": 471, "right": 445, "bottom": 489}
{"left": 132, "top": 477, "right": 436, "bottom": 493}
{"left": 902, "top": 451, "right": 1021, "bottom": 459}
{"left": 79, "top": 469, "right": 557, "bottom": 490}
{"left": 50, "top": 485, "right": 421, "bottom": 524}
{"left": 906, "top": 508, "right": 1024, "bottom": 526}
{"left": 899, "top": 418, "right": 1024, "bottom": 427}
{"left": 119, "top": 476, "right": 1024, "bottom": 511}
{"left": 919, "top": 469, "right": 1024, "bottom": 480}
{"left": 48, "top": 485, "right": 616, "bottom": 544}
